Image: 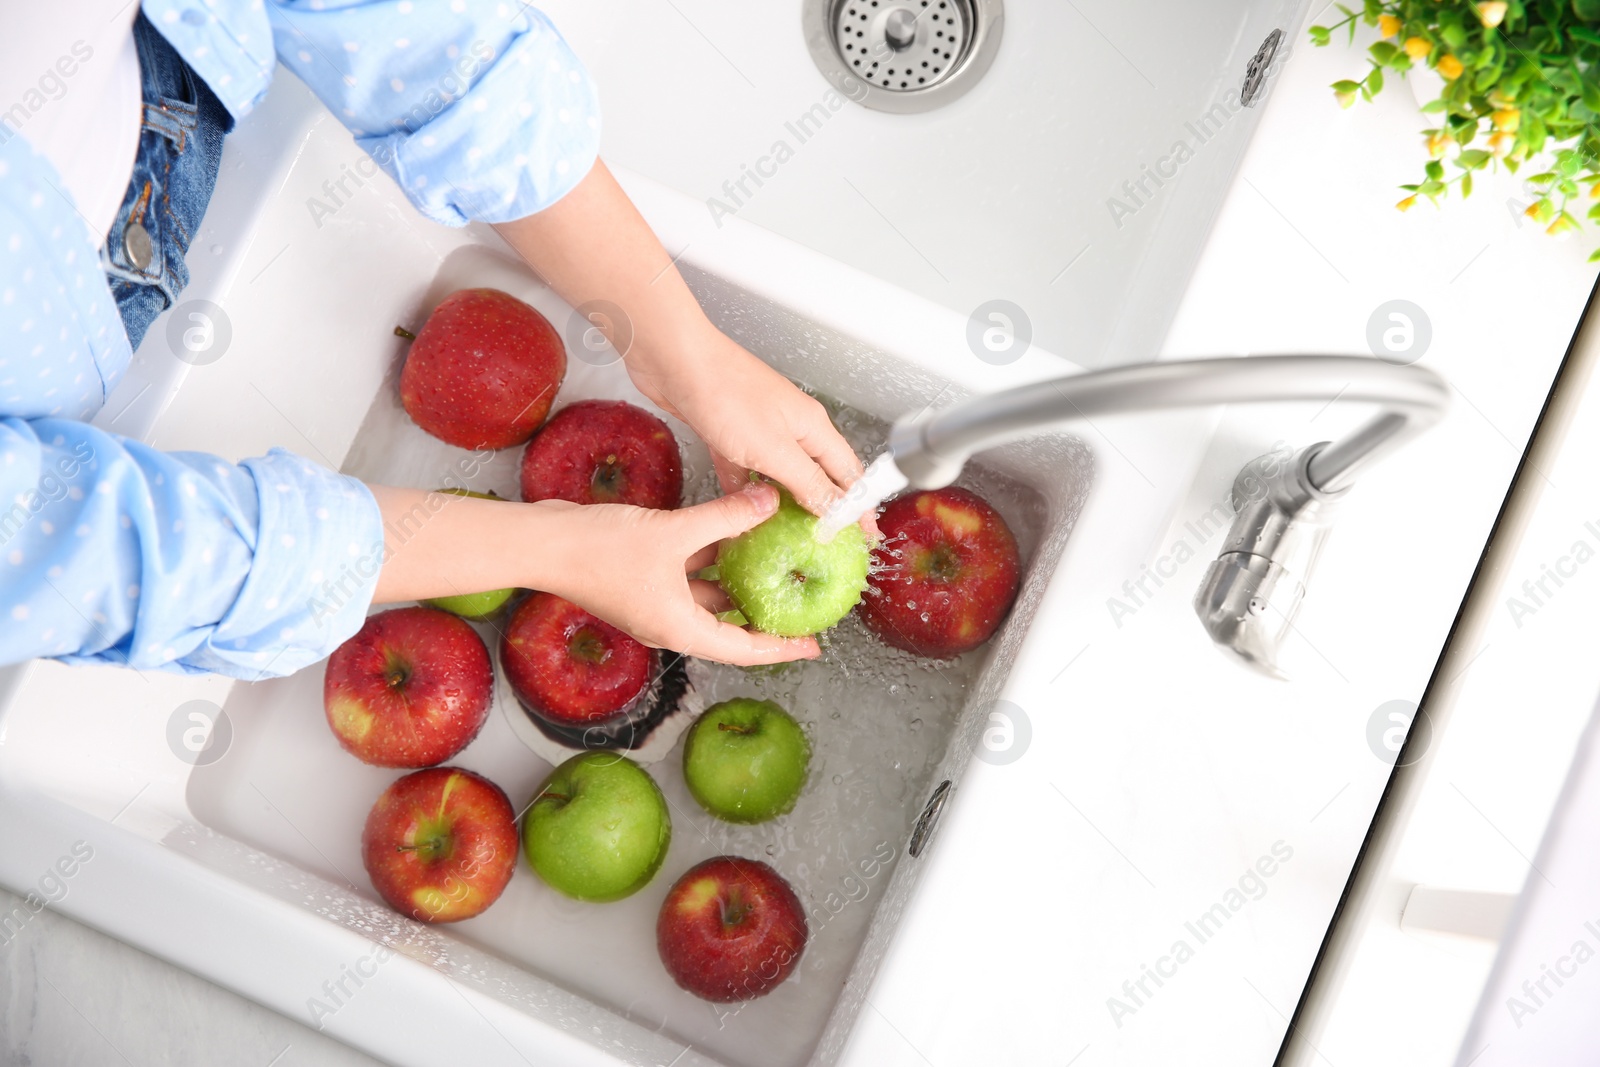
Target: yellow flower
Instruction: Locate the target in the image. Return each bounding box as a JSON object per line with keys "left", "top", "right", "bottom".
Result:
{"left": 1335, "top": 87, "right": 1359, "bottom": 108}
{"left": 1590, "top": 181, "right": 1600, "bottom": 199}
{"left": 1547, "top": 215, "right": 1578, "bottom": 236}
{"left": 1437, "top": 54, "right": 1465, "bottom": 80}
{"left": 1403, "top": 36, "right": 1433, "bottom": 59}
{"left": 1488, "top": 88, "right": 1517, "bottom": 109}
{"left": 1426, "top": 130, "right": 1450, "bottom": 158}
{"left": 1396, "top": 195, "right": 1419, "bottom": 212}
{"left": 1492, "top": 108, "right": 1520, "bottom": 132}
{"left": 1378, "top": 13, "right": 1403, "bottom": 37}
{"left": 1477, "top": 2, "right": 1508, "bottom": 28}
{"left": 1489, "top": 131, "right": 1514, "bottom": 157}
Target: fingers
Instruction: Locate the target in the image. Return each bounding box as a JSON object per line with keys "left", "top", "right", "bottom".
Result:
{"left": 679, "top": 482, "right": 779, "bottom": 548}
{"left": 709, "top": 449, "right": 748, "bottom": 497}
{"left": 794, "top": 403, "right": 867, "bottom": 494}
{"left": 684, "top": 543, "right": 720, "bottom": 573}
{"left": 678, "top": 612, "right": 820, "bottom": 666}
{"left": 858, "top": 507, "right": 883, "bottom": 542}
{"left": 765, "top": 402, "right": 868, "bottom": 518}
{"left": 790, "top": 407, "right": 884, "bottom": 537}
{"left": 688, "top": 579, "right": 734, "bottom": 614}
{"left": 760, "top": 438, "right": 848, "bottom": 518}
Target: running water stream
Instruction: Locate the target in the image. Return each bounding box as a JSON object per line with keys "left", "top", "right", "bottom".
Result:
{"left": 814, "top": 451, "right": 911, "bottom": 542}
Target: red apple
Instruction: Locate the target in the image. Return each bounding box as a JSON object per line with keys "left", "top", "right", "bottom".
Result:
{"left": 324, "top": 606, "right": 494, "bottom": 768}
{"left": 399, "top": 288, "right": 566, "bottom": 450}
{"left": 501, "top": 592, "right": 654, "bottom": 725}
{"left": 859, "top": 487, "right": 1021, "bottom": 658}
{"left": 657, "top": 856, "right": 807, "bottom": 1002}
{"left": 520, "top": 399, "right": 683, "bottom": 510}
{"left": 361, "top": 767, "right": 518, "bottom": 923}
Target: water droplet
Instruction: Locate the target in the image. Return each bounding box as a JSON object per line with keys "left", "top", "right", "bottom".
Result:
{"left": 909, "top": 718, "right": 922, "bottom": 731}
{"left": 830, "top": 710, "right": 841, "bottom": 719}
{"left": 766, "top": 845, "right": 776, "bottom": 856}
{"left": 832, "top": 774, "right": 843, "bottom": 785}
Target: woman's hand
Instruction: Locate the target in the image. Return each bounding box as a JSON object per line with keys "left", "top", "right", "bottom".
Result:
{"left": 623, "top": 326, "right": 866, "bottom": 516}
{"left": 370, "top": 482, "right": 818, "bottom": 667}
{"left": 535, "top": 482, "right": 819, "bottom": 665}
{"left": 493, "top": 161, "right": 876, "bottom": 532}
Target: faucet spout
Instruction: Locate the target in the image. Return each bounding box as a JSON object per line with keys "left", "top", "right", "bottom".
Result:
{"left": 888, "top": 355, "right": 1448, "bottom": 491}
{"left": 877, "top": 355, "right": 1450, "bottom": 675}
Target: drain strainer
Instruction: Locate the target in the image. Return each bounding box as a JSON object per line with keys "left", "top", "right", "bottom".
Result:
{"left": 803, "top": 0, "right": 1003, "bottom": 113}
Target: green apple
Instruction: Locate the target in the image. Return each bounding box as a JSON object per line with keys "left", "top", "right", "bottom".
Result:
{"left": 717, "top": 488, "right": 870, "bottom": 637}
{"left": 422, "top": 488, "right": 518, "bottom": 619}
{"left": 521, "top": 752, "right": 671, "bottom": 902}
{"left": 683, "top": 698, "right": 810, "bottom": 824}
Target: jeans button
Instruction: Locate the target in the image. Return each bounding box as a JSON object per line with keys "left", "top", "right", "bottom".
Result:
{"left": 124, "top": 222, "right": 154, "bottom": 270}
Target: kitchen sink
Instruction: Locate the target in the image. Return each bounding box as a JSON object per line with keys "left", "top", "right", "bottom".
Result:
{"left": 5, "top": 3, "right": 1523, "bottom": 1063}
{"left": 178, "top": 237, "right": 1087, "bottom": 1067}
{"left": 0, "top": 74, "right": 1108, "bottom": 1067}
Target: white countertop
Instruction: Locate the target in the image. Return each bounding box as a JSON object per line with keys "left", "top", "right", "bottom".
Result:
{"left": 791, "top": 8, "right": 1600, "bottom": 1067}
{"left": 8, "top": 8, "right": 1600, "bottom": 1067}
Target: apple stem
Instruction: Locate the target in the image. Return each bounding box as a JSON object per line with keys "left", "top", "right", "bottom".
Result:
{"left": 538, "top": 791, "right": 568, "bottom": 803}
{"left": 393, "top": 325, "right": 417, "bottom": 341}
{"left": 716, "top": 723, "right": 754, "bottom": 735}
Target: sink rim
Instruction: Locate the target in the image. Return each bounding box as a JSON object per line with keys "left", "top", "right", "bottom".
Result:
{"left": 0, "top": 79, "right": 1105, "bottom": 1067}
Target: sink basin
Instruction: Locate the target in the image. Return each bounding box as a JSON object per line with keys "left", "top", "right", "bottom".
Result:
{"left": 0, "top": 74, "right": 1113, "bottom": 1067}
{"left": 181, "top": 235, "right": 1087, "bottom": 1066}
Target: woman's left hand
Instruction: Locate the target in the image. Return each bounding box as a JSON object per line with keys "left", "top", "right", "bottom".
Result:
{"left": 625, "top": 326, "right": 866, "bottom": 517}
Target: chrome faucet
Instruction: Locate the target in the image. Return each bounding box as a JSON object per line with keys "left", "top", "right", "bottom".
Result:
{"left": 819, "top": 356, "right": 1449, "bottom": 676}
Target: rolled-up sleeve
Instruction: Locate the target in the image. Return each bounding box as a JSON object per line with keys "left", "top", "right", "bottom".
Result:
{"left": 0, "top": 420, "right": 384, "bottom": 677}
{"left": 267, "top": 1, "right": 602, "bottom": 226}
{"left": 0, "top": 135, "right": 384, "bottom": 679}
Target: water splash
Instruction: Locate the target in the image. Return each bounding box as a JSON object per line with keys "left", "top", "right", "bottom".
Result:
{"left": 815, "top": 452, "right": 910, "bottom": 543}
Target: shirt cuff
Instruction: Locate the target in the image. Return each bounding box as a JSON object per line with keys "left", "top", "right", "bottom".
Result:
{"left": 195, "top": 448, "right": 384, "bottom": 678}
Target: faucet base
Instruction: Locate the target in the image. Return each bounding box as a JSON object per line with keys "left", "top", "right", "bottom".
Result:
{"left": 1194, "top": 446, "right": 1344, "bottom": 678}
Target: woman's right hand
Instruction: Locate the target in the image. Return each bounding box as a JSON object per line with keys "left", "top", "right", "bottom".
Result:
{"left": 370, "top": 481, "right": 818, "bottom": 667}
{"left": 533, "top": 482, "right": 820, "bottom": 666}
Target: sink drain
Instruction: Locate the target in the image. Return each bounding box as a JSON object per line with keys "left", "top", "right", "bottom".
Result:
{"left": 803, "top": 0, "right": 1003, "bottom": 113}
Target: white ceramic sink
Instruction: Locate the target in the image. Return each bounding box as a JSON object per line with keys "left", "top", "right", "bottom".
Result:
{"left": 0, "top": 72, "right": 1127, "bottom": 1067}
{"left": 5, "top": 3, "right": 1515, "bottom": 1064}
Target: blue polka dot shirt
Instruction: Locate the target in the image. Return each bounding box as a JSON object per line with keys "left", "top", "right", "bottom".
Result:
{"left": 0, "top": 2, "right": 600, "bottom": 677}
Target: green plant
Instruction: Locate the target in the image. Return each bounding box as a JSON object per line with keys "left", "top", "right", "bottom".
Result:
{"left": 1311, "top": 0, "right": 1600, "bottom": 256}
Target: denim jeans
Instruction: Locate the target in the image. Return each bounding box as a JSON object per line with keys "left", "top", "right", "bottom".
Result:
{"left": 102, "top": 13, "right": 232, "bottom": 352}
